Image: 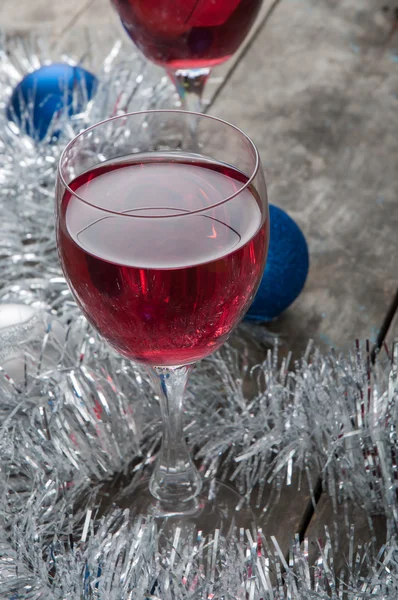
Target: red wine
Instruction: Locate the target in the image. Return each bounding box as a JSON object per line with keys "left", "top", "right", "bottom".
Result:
{"left": 57, "top": 155, "right": 268, "bottom": 366}
{"left": 112, "top": 0, "right": 263, "bottom": 68}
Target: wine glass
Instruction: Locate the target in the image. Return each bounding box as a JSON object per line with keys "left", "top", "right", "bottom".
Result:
{"left": 56, "top": 110, "right": 269, "bottom": 531}
{"left": 111, "top": 0, "right": 264, "bottom": 111}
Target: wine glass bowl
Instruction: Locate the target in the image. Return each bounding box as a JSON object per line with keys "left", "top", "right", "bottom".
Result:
{"left": 111, "top": 0, "right": 263, "bottom": 69}
{"left": 56, "top": 110, "right": 269, "bottom": 528}
{"left": 111, "top": 0, "right": 264, "bottom": 111}
{"left": 57, "top": 111, "right": 268, "bottom": 367}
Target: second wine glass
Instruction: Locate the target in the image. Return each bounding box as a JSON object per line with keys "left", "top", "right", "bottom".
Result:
{"left": 111, "top": 0, "right": 263, "bottom": 111}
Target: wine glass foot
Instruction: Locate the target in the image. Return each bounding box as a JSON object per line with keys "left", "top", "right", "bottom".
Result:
{"left": 113, "top": 479, "right": 255, "bottom": 537}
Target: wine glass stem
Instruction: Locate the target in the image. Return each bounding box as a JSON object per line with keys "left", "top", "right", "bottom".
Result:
{"left": 168, "top": 68, "right": 210, "bottom": 113}
{"left": 147, "top": 364, "right": 202, "bottom": 510}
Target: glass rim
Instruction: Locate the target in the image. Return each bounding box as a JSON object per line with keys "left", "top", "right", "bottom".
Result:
{"left": 58, "top": 109, "right": 261, "bottom": 219}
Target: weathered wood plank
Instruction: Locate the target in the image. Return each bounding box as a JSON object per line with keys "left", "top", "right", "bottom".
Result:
{"left": 253, "top": 473, "right": 315, "bottom": 557}
{"left": 383, "top": 290, "right": 398, "bottom": 359}
{"left": 0, "top": 0, "right": 95, "bottom": 35}
{"left": 305, "top": 493, "right": 387, "bottom": 577}
{"left": 209, "top": 0, "right": 398, "bottom": 359}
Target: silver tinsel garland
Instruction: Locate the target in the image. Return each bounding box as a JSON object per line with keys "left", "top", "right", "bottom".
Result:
{"left": 0, "top": 34, "right": 397, "bottom": 599}
{"left": 0, "top": 32, "right": 176, "bottom": 317}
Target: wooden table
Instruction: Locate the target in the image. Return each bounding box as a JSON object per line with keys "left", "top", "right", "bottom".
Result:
{"left": 2, "top": 0, "right": 398, "bottom": 579}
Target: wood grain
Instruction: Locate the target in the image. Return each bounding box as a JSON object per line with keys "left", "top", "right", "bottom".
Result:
{"left": 208, "top": 0, "right": 398, "bottom": 360}
{"left": 305, "top": 493, "right": 387, "bottom": 580}
{"left": 0, "top": 0, "right": 96, "bottom": 34}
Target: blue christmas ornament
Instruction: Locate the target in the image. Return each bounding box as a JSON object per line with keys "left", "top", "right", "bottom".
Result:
{"left": 6, "top": 63, "right": 98, "bottom": 141}
{"left": 246, "top": 204, "right": 309, "bottom": 321}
